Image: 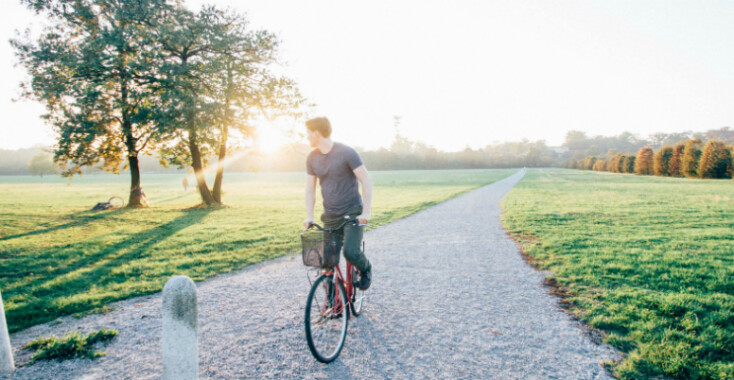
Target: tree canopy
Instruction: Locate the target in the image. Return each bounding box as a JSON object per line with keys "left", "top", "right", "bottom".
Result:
{"left": 14, "top": 0, "right": 303, "bottom": 206}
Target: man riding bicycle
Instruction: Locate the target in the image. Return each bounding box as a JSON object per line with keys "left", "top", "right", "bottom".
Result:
{"left": 303, "top": 117, "right": 372, "bottom": 290}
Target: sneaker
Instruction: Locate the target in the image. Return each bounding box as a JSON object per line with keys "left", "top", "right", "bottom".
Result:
{"left": 355, "top": 268, "right": 371, "bottom": 290}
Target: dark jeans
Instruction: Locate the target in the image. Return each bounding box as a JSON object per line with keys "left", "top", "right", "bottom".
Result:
{"left": 321, "top": 205, "right": 371, "bottom": 273}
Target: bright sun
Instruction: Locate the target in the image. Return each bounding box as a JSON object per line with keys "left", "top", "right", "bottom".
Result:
{"left": 255, "top": 126, "right": 287, "bottom": 154}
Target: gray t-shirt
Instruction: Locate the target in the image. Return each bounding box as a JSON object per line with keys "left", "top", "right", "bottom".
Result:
{"left": 307, "top": 142, "right": 364, "bottom": 216}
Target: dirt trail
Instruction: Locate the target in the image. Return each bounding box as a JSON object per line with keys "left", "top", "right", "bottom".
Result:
{"left": 2, "top": 169, "right": 617, "bottom": 379}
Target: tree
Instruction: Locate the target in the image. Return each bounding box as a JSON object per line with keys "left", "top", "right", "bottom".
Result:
{"left": 15, "top": 0, "right": 172, "bottom": 207}
{"left": 593, "top": 160, "right": 606, "bottom": 171}
{"left": 649, "top": 132, "right": 692, "bottom": 148}
{"left": 669, "top": 142, "right": 685, "bottom": 177}
{"left": 618, "top": 154, "right": 629, "bottom": 173}
{"left": 205, "top": 8, "right": 303, "bottom": 203}
{"left": 681, "top": 138, "right": 703, "bottom": 178}
{"left": 582, "top": 156, "right": 597, "bottom": 170}
{"left": 563, "top": 130, "right": 588, "bottom": 151}
{"left": 608, "top": 153, "right": 625, "bottom": 173}
{"left": 524, "top": 141, "right": 547, "bottom": 167}
{"left": 155, "top": 6, "right": 302, "bottom": 205}
{"left": 702, "top": 127, "right": 734, "bottom": 144}
{"left": 154, "top": 7, "right": 220, "bottom": 205}
{"left": 653, "top": 146, "right": 673, "bottom": 176}
{"left": 390, "top": 134, "right": 414, "bottom": 155}
{"left": 28, "top": 152, "right": 56, "bottom": 177}
{"left": 623, "top": 155, "right": 636, "bottom": 173}
{"left": 635, "top": 146, "right": 654, "bottom": 175}
{"left": 698, "top": 140, "right": 733, "bottom": 179}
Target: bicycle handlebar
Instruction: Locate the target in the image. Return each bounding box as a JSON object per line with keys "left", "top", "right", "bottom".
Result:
{"left": 305, "top": 217, "right": 361, "bottom": 232}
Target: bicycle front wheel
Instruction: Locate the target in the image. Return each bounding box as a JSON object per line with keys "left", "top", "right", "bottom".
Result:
{"left": 305, "top": 274, "right": 348, "bottom": 363}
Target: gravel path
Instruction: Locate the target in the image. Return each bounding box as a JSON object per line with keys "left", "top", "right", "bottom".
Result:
{"left": 2, "top": 169, "right": 618, "bottom": 379}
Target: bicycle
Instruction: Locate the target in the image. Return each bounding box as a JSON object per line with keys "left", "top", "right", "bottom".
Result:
{"left": 301, "top": 217, "right": 367, "bottom": 363}
{"left": 92, "top": 196, "right": 124, "bottom": 210}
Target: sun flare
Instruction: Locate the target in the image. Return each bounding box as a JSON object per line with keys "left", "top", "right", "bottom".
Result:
{"left": 255, "top": 126, "right": 287, "bottom": 154}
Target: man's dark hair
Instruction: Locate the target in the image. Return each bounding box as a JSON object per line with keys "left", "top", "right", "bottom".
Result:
{"left": 305, "top": 117, "right": 332, "bottom": 138}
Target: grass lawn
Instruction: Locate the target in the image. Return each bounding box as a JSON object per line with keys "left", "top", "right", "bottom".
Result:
{"left": 501, "top": 169, "right": 734, "bottom": 380}
{"left": 0, "top": 169, "right": 514, "bottom": 332}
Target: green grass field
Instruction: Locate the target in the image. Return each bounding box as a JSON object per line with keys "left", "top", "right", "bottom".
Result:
{"left": 0, "top": 169, "right": 514, "bottom": 333}
{"left": 501, "top": 169, "right": 734, "bottom": 380}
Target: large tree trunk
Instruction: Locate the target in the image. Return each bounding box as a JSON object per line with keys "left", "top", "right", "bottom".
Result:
{"left": 213, "top": 74, "right": 233, "bottom": 204}
{"left": 122, "top": 122, "right": 143, "bottom": 207}
{"left": 127, "top": 155, "right": 143, "bottom": 207}
{"left": 121, "top": 79, "right": 143, "bottom": 208}
{"left": 188, "top": 129, "right": 216, "bottom": 206}
{"left": 212, "top": 123, "right": 228, "bottom": 203}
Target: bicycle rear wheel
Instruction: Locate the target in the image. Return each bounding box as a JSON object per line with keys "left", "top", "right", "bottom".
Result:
{"left": 305, "top": 274, "right": 348, "bottom": 363}
{"left": 350, "top": 266, "right": 366, "bottom": 316}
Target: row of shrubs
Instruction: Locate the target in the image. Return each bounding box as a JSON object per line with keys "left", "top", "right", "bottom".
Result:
{"left": 575, "top": 139, "right": 734, "bottom": 179}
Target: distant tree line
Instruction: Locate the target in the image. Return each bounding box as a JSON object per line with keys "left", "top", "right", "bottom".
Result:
{"left": 573, "top": 138, "right": 734, "bottom": 179}
{"left": 0, "top": 145, "right": 192, "bottom": 176}
{"left": 218, "top": 135, "right": 556, "bottom": 172}
{"left": 6, "top": 127, "right": 734, "bottom": 177}
{"left": 13, "top": 0, "right": 303, "bottom": 206}
{"left": 558, "top": 127, "right": 734, "bottom": 165}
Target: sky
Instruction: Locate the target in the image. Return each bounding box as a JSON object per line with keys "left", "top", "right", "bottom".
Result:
{"left": 2, "top": 0, "right": 734, "bottom": 151}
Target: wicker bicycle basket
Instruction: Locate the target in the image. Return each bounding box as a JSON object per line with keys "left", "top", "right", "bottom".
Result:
{"left": 301, "top": 229, "right": 342, "bottom": 268}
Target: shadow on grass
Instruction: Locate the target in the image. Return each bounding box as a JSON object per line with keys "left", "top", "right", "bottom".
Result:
{"left": 4, "top": 208, "right": 212, "bottom": 333}
{"left": 0, "top": 209, "right": 126, "bottom": 242}
{"left": 152, "top": 192, "right": 192, "bottom": 204}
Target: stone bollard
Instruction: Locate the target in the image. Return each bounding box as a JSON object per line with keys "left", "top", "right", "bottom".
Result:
{"left": 0, "top": 291, "right": 14, "bottom": 374}
{"left": 162, "top": 276, "right": 198, "bottom": 380}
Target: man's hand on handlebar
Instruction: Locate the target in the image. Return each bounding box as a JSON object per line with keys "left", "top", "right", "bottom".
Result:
{"left": 303, "top": 218, "right": 315, "bottom": 229}
{"left": 357, "top": 213, "right": 370, "bottom": 226}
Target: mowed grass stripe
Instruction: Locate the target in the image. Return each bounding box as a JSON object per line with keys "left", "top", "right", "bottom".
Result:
{"left": 0, "top": 169, "right": 514, "bottom": 332}
{"left": 501, "top": 168, "right": 734, "bottom": 380}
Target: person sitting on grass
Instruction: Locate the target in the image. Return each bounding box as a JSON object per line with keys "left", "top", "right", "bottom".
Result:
{"left": 303, "top": 116, "right": 372, "bottom": 290}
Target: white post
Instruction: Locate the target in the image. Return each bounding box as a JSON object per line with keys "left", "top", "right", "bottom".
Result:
{"left": 0, "top": 291, "right": 14, "bottom": 374}
{"left": 162, "top": 276, "right": 198, "bottom": 380}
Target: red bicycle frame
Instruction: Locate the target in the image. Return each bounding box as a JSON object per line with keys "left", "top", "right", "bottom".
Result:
{"left": 306, "top": 217, "right": 362, "bottom": 318}
{"left": 321, "top": 261, "right": 356, "bottom": 315}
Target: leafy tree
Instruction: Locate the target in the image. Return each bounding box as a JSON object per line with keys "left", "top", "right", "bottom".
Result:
{"left": 582, "top": 156, "right": 597, "bottom": 170}
{"left": 155, "top": 6, "right": 302, "bottom": 205}
{"left": 623, "top": 155, "right": 636, "bottom": 173}
{"left": 649, "top": 132, "right": 692, "bottom": 148}
{"left": 702, "top": 126, "right": 734, "bottom": 144}
{"left": 28, "top": 152, "right": 56, "bottom": 177}
{"left": 14, "top": 0, "right": 172, "bottom": 207}
{"left": 390, "top": 134, "right": 415, "bottom": 155}
{"left": 563, "top": 159, "right": 578, "bottom": 169}
{"left": 619, "top": 154, "right": 629, "bottom": 173}
{"left": 205, "top": 9, "right": 304, "bottom": 203}
{"left": 608, "top": 153, "right": 625, "bottom": 173}
{"left": 681, "top": 138, "right": 703, "bottom": 178}
{"left": 561, "top": 131, "right": 646, "bottom": 162}
{"left": 593, "top": 160, "right": 606, "bottom": 171}
{"left": 154, "top": 6, "right": 219, "bottom": 205}
{"left": 563, "top": 130, "right": 589, "bottom": 151}
{"left": 653, "top": 145, "right": 673, "bottom": 176}
{"left": 698, "top": 140, "right": 733, "bottom": 179}
{"left": 635, "top": 146, "right": 654, "bottom": 175}
{"left": 668, "top": 142, "right": 685, "bottom": 177}
{"left": 524, "top": 141, "right": 548, "bottom": 167}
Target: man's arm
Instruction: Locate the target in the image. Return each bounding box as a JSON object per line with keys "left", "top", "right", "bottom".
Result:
{"left": 304, "top": 174, "right": 317, "bottom": 228}
{"left": 353, "top": 165, "right": 372, "bottom": 225}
